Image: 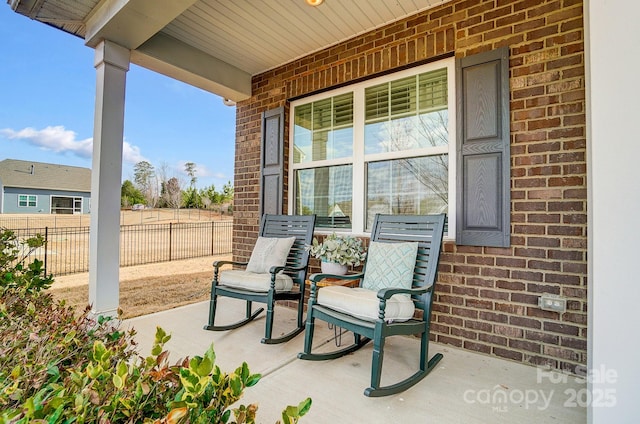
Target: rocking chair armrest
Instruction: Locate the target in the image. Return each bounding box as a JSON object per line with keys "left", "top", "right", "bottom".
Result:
{"left": 213, "top": 260, "right": 248, "bottom": 270}
{"left": 377, "top": 286, "right": 428, "bottom": 300}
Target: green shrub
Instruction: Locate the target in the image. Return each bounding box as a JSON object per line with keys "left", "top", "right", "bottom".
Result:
{"left": 0, "top": 229, "right": 311, "bottom": 423}
{"left": 1, "top": 229, "right": 53, "bottom": 295}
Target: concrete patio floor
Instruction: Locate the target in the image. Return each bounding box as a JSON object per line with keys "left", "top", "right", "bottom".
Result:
{"left": 125, "top": 298, "right": 586, "bottom": 423}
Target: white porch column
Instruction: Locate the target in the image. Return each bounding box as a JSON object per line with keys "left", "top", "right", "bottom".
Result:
{"left": 89, "top": 40, "right": 130, "bottom": 316}
{"left": 586, "top": 0, "right": 640, "bottom": 422}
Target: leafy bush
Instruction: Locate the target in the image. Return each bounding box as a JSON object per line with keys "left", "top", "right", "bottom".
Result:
{"left": 0, "top": 229, "right": 311, "bottom": 423}
{"left": 1, "top": 229, "right": 53, "bottom": 295}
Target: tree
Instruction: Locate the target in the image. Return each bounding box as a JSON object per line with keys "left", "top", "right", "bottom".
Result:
{"left": 134, "top": 161, "right": 157, "bottom": 207}
{"left": 197, "top": 183, "right": 233, "bottom": 215}
{"left": 182, "top": 187, "right": 201, "bottom": 209}
{"left": 155, "top": 162, "right": 184, "bottom": 209}
{"left": 184, "top": 162, "right": 197, "bottom": 188}
{"left": 222, "top": 181, "right": 234, "bottom": 203}
{"left": 163, "top": 177, "right": 183, "bottom": 209}
{"left": 121, "top": 180, "right": 145, "bottom": 207}
{"left": 156, "top": 161, "right": 172, "bottom": 208}
{"left": 199, "top": 185, "right": 218, "bottom": 209}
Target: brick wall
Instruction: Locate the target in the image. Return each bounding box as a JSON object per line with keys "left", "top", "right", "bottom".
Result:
{"left": 233, "top": 0, "right": 586, "bottom": 373}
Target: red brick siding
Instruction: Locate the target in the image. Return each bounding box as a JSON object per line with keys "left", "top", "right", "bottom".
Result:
{"left": 233, "top": 0, "right": 586, "bottom": 373}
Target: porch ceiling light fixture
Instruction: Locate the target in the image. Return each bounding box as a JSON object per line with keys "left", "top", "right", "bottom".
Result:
{"left": 305, "top": 0, "right": 324, "bottom": 6}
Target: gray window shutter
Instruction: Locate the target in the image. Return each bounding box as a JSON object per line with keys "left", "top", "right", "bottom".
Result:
{"left": 260, "top": 107, "right": 285, "bottom": 216}
{"left": 456, "top": 47, "right": 510, "bottom": 247}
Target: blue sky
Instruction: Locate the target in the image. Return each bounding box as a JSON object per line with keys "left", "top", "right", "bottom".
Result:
{"left": 0, "top": 6, "right": 236, "bottom": 191}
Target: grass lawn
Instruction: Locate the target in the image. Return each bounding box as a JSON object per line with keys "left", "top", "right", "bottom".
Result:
{"left": 50, "top": 271, "right": 213, "bottom": 319}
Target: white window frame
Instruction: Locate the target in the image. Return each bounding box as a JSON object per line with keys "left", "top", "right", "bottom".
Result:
{"left": 289, "top": 58, "right": 456, "bottom": 237}
{"left": 18, "top": 194, "right": 37, "bottom": 208}
{"left": 50, "top": 195, "right": 83, "bottom": 214}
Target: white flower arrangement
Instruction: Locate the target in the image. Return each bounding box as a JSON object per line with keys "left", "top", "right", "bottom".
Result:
{"left": 306, "top": 233, "right": 366, "bottom": 267}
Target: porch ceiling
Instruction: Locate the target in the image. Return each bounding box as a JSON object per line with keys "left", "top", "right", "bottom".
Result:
{"left": 9, "top": 0, "right": 451, "bottom": 101}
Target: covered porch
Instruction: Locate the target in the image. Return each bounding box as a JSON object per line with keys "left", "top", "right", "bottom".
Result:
{"left": 126, "top": 298, "right": 586, "bottom": 423}
{"left": 6, "top": 0, "right": 640, "bottom": 421}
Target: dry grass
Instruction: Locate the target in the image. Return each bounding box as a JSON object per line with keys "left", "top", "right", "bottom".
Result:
{"left": 48, "top": 256, "right": 225, "bottom": 319}
{"left": 0, "top": 209, "right": 230, "bottom": 228}
{"left": 50, "top": 271, "right": 213, "bottom": 319}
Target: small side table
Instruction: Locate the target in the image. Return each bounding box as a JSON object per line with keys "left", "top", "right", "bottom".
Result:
{"left": 308, "top": 276, "right": 361, "bottom": 346}
{"left": 315, "top": 276, "right": 360, "bottom": 289}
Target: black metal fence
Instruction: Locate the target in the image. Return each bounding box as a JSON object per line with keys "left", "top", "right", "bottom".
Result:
{"left": 9, "top": 221, "right": 232, "bottom": 276}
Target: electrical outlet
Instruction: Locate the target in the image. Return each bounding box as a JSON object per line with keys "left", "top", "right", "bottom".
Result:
{"left": 538, "top": 293, "right": 567, "bottom": 313}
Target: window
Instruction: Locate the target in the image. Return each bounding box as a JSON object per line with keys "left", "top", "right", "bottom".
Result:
{"left": 18, "top": 194, "right": 37, "bottom": 207}
{"left": 290, "top": 59, "right": 455, "bottom": 234}
{"left": 51, "top": 196, "right": 83, "bottom": 214}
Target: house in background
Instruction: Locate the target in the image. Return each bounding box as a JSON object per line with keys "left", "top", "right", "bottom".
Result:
{"left": 5, "top": 0, "right": 639, "bottom": 422}
{"left": 0, "top": 159, "right": 91, "bottom": 214}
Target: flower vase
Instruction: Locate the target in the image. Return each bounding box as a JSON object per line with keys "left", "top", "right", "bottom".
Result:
{"left": 321, "top": 260, "right": 348, "bottom": 275}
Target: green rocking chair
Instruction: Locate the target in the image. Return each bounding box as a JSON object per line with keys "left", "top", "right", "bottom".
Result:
{"left": 204, "top": 214, "right": 315, "bottom": 344}
{"left": 298, "top": 214, "right": 446, "bottom": 396}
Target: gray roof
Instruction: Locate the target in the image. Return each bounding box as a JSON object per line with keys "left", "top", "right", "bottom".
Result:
{"left": 0, "top": 159, "right": 91, "bottom": 193}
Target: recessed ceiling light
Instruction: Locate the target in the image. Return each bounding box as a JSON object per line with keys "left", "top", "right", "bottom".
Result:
{"left": 306, "top": 0, "right": 324, "bottom": 6}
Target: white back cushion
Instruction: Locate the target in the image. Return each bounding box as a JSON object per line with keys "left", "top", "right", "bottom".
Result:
{"left": 246, "top": 236, "right": 296, "bottom": 273}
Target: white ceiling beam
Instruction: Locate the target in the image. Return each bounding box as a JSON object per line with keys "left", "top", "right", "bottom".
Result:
{"left": 131, "top": 33, "right": 252, "bottom": 101}
{"left": 85, "top": 0, "right": 198, "bottom": 49}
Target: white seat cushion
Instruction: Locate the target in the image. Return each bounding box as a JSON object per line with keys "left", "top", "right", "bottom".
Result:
{"left": 219, "top": 270, "right": 294, "bottom": 292}
{"left": 317, "top": 285, "right": 415, "bottom": 322}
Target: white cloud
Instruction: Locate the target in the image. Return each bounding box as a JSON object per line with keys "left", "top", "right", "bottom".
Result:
{"left": 1, "top": 125, "right": 92, "bottom": 157}
{"left": 122, "top": 141, "right": 146, "bottom": 164}
{"left": 0, "top": 125, "right": 146, "bottom": 164}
